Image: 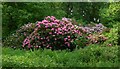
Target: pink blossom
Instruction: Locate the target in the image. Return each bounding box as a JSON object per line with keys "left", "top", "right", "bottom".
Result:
{"left": 67, "top": 43, "right": 70, "bottom": 47}
{"left": 48, "top": 23, "right": 52, "bottom": 26}
{"left": 52, "top": 35, "right": 55, "bottom": 37}
{"left": 62, "top": 17, "right": 68, "bottom": 21}
{"left": 35, "top": 46, "right": 39, "bottom": 48}
{"left": 52, "top": 23, "right": 57, "bottom": 25}
{"left": 41, "top": 38, "right": 43, "bottom": 40}
{"left": 22, "top": 45, "right": 25, "bottom": 47}
{"left": 39, "top": 46, "right": 41, "bottom": 48}
{"left": 34, "top": 28, "right": 38, "bottom": 31}
{"left": 55, "top": 29, "right": 57, "bottom": 31}
{"left": 47, "top": 45, "right": 50, "bottom": 48}
{"left": 65, "top": 42, "right": 70, "bottom": 47}
{"left": 68, "top": 39, "right": 71, "bottom": 41}
{"left": 47, "top": 39, "right": 50, "bottom": 41}
{"left": 38, "top": 25, "right": 41, "bottom": 28}
{"left": 68, "top": 36, "right": 70, "bottom": 39}
{"left": 64, "top": 38, "right": 67, "bottom": 41}
{"left": 54, "top": 32, "right": 56, "bottom": 34}
{"left": 71, "top": 26, "right": 74, "bottom": 29}
{"left": 108, "top": 44, "right": 112, "bottom": 46}
{"left": 58, "top": 32, "right": 62, "bottom": 34}
{"left": 58, "top": 28, "right": 61, "bottom": 31}
{"left": 51, "top": 28, "right": 54, "bottom": 31}
{"left": 57, "top": 33, "right": 59, "bottom": 35}
{"left": 36, "top": 22, "right": 42, "bottom": 26}
{"left": 50, "top": 18, "right": 55, "bottom": 21}
{"left": 46, "top": 36, "right": 49, "bottom": 39}
{"left": 54, "top": 20, "right": 60, "bottom": 23}
{"left": 54, "top": 38, "right": 57, "bottom": 40}
{"left": 49, "top": 47, "right": 52, "bottom": 49}
{"left": 49, "top": 32, "right": 52, "bottom": 34}
{"left": 28, "top": 44, "right": 31, "bottom": 48}
{"left": 45, "top": 16, "right": 50, "bottom": 19}
{"left": 62, "top": 33, "right": 64, "bottom": 35}
{"left": 45, "top": 26, "right": 48, "bottom": 28}
{"left": 42, "top": 42, "right": 44, "bottom": 44}
{"left": 72, "top": 31, "right": 75, "bottom": 34}
{"left": 42, "top": 20, "right": 49, "bottom": 23}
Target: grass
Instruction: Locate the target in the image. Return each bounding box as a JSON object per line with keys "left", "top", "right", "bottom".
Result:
{"left": 2, "top": 45, "right": 119, "bottom": 67}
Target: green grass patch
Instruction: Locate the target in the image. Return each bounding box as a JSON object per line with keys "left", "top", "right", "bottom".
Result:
{"left": 2, "top": 45, "right": 119, "bottom": 67}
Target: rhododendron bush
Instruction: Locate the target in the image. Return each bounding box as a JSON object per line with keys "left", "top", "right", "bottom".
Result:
{"left": 22, "top": 16, "right": 82, "bottom": 50}
{"left": 74, "top": 23, "right": 108, "bottom": 48}
{"left": 3, "top": 16, "right": 108, "bottom": 50}
{"left": 80, "top": 23, "right": 108, "bottom": 44}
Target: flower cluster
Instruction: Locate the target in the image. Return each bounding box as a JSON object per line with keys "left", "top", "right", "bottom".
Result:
{"left": 86, "top": 34, "right": 108, "bottom": 44}
{"left": 22, "top": 16, "right": 82, "bottom": 50}
{"left": 73, "top": 23, "right": 108, "bottom": 48}
{"left": 79, "top": 23, "right": 106, "bottom": 34}
{"left": 17, "top": 23, "right": 35, "bottom": 37}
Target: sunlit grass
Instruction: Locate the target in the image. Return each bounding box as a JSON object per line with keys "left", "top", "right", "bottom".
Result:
{"left": 2, "top": 45, "right": 118, "bottom": 67}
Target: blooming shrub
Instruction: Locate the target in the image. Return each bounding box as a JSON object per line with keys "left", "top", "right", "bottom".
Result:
{"left": 3, "top": 16, "right": 108, "bottom": 50}
{"left": 74, "top": 34, "right": 108, "bottom": 48}
{"left": 86, "top": 34, "right": 108, "bottom": 45}
{"left": 3, "top": 23, "right": 36, "bottom": 48}
{"left": 22, "top": 16, "right": 82, "bottom": 51}
{"left": 74, "top": 23, "right": 108, "bottom": 48}
{"left": 79, "top": 23, "right": 106, "bottom": 34}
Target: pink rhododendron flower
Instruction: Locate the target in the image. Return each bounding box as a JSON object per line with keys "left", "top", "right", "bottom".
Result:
{"left": 22, "top": 16, "right": 83, "bottom": 50}
{"left": 68, "top": 36, "right": 70, "bottom": 39}
{"left": 108, "top": 44, "right": 112, "bottom": 46}
{"left": 42, "top": 20, "right": 49, "bottom": 23}
{"left": 51, "top": 28, "right": 54, "bottom": 31}
{"left": 54, "top": 38, "right": 57, "bottom": 40}
{"left": 64, "top": 38, "right": 67, "bottom": 41}
{"left": 28, "top": 44, "right": 31, "bottom": 48}
{"left": 41, "top": 38, "right": 43, "bottom": 40}
{"left": 52, "top": 35, "right": 55, "bottom": 37}
{"left": 54, "top": 20, "right": 60, "bottom": 23}
{"left": 47, "top": 39, "right": 50, "bottom": 41}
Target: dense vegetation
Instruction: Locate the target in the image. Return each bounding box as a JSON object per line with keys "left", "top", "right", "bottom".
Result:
{"left": 2, "top": 2, "right": 120, "bottom": 67}
{"left": 2, "top": 46, "right": 118, "bottom": 67}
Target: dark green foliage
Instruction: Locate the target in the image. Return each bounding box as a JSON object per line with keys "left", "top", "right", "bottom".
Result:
{"left": 73, "top": 36, "right": 88, "bottom": 48}
{"left": 2, "top": 45, "right": 118, "bottom": 67}
{"left": 2, "top": 2, "right": 113, "bottom": 38}
{"left": 2, "top": 2, "right": 67, "bottom": 38}
{"left": 63, "top": 2, "right": 108, "bottom": 23}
